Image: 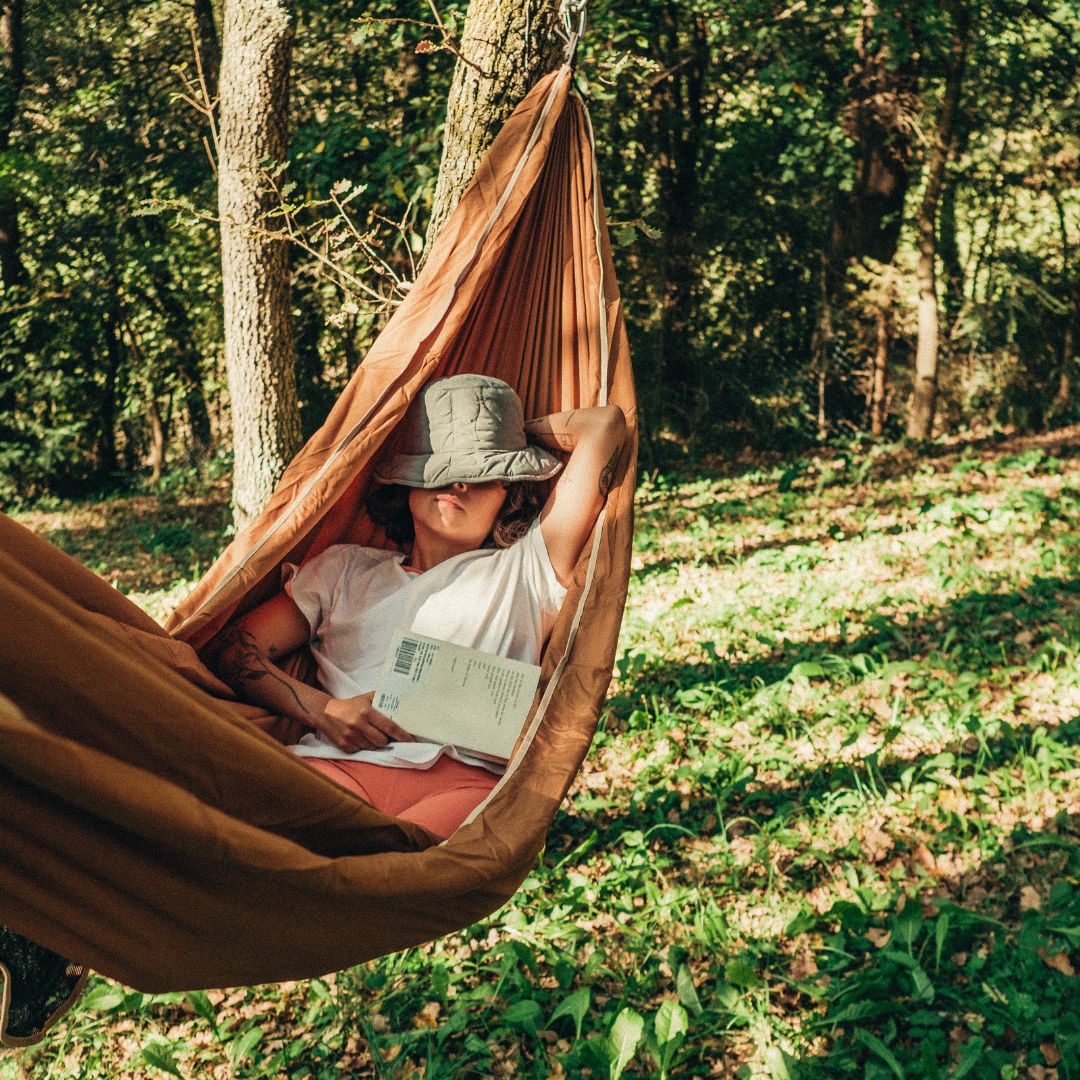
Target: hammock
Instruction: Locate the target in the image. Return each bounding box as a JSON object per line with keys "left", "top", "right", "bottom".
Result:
{"left": 0, "top": 66, "right": 635, "bottom": 1017}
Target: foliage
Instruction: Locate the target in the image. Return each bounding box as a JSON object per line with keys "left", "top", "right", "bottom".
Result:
{"left": 0, "top": 1, "right": 1077, "bottom": 497}
{"left": 5, "top": 427, "right": 1080, "bottom": 1077}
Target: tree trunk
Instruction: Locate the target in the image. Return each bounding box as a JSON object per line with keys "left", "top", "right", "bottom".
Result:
{"left": 98, "top": 306, "right": 122, "bottom": 482}
{"left": 218, "top": 0, "right": 301, "bottom": 528}
{"left": 822, "top": 1, "right": 916, "bottom": 437}
{"left": 907, "top": 0, "right": 969, "bottom": 440}
{"left": 0, "top": 0, "right": 25, "bottom": 289}
{"left": 870, "top": 300, "right": 893, "bottom": 438}
{"left": 654, "top": 4, "right": 709, "bottom": 436}
{"left": 937, "top": 124, "right": 968, "bottom": 335}
{"left": 147, "top": 392, "right": 169, "bottom": 485}
{"left": 1051, "top": 192, "right": 1075, "bottom": 422}
{"left": 423, "top": 0, "right": 563, "bottom": 254}
{"left": 828, "top": 1, "right": 917, "bottom": 281}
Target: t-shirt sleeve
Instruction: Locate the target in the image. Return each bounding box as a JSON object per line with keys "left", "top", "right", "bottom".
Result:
{"left": 519, "top": 518, "right": 569, "bottom": 616}
{"left": 282, "top": 545, "right": 354, "bottom": 637}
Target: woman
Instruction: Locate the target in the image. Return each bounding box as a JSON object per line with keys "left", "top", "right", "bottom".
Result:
{"left": 214, "top": 374, "right": 625, "bottom": 839}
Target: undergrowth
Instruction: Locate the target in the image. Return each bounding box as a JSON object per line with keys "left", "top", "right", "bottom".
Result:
{"left": 5, "top": 429, "right": 1080, "bottom": 1078}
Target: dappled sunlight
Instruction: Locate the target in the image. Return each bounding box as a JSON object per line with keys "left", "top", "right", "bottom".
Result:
{"left": 7, "top": 432, "right": 1080, "bottom": 1078}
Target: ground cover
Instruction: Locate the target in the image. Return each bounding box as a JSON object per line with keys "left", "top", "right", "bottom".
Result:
{"left": 4, "top": 428, "right": 1080, "bottom": 1079}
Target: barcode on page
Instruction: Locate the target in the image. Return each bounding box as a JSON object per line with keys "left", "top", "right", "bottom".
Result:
{"left": 393, "top": 636, "right": 418, "bottom": 676}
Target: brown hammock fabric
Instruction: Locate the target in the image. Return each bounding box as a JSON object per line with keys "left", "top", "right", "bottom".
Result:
{"left": 0, "top": 67, "right": 636, "bottom": 993}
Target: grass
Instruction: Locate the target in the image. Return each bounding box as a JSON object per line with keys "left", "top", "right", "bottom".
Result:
{"left": 4, "top": 427, "right": 1080, "bottom": 1079}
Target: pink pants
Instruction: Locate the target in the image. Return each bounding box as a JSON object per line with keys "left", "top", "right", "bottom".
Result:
{"left": 305, "top": 756, "right": 499, "bottom": 839}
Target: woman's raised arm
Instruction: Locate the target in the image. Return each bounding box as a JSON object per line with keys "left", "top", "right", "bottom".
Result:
{"left": 525, "top": 404, "right": 626, "bottom": 586}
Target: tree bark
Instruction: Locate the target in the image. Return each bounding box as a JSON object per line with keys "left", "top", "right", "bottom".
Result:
{"left": 218, "top": 0, "right": 301, "bottom": 528}
{"left": 828, "top": 2, "right": 917, "bottom": 281}
{"left": 422, "top": 0, "right": 563, "bottom": 254}
{"left": 0, "top": 0, "right": 25, "bottom": 289}
{"left": 907, "top": 0, "right": 969, "bottom": 440}
{"left": 1051, "top": 191, "right": 1075, "bottom": 422}
{"left": 869, "top": 300, "right": 893, "bottom": 437}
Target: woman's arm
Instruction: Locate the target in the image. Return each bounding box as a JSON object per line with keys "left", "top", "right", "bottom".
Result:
{"left": 525, "top": 404, "right": 626, "bottom": 586}
{"left": 214, "top": 593, "right": 413, "bottom": 752}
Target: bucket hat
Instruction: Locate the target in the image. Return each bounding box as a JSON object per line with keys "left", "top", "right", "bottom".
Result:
{"left": 374, "top": 374, "right": 562, "bottom": 488}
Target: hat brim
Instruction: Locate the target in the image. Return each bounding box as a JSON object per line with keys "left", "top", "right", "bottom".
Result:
{"left": 374, "top": 445, "right": 563, "bottom": 488}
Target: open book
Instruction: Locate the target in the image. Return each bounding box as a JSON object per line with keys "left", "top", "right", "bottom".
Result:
{"left": 373, "top": 631, "right": 542, "bottom": 762}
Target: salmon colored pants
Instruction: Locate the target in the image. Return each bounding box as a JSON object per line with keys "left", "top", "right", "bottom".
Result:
{"left": 304, "top": 756, "right": 499, "bottom": 839}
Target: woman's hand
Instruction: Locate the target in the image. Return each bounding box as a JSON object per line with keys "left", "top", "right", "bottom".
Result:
{"left": 316, "top": 693, "right": 415, "bottom": 753}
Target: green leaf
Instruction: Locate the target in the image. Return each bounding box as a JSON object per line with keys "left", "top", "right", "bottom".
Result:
{"left": 854, "top": 1029, "right": 904, "bottom": 1078}
{"left": 503, "top": 999, "right": 542, "bottom": 1034}
{"left": 607, "top": 1007, "right": 644, "bottom": 1080}
{"left": 139, "top": 1039, "right": 185, "bottom": 1079}
{"left": 724, "top": 958, "right": 764, "bottom": 989}
{"left": 789, "top": 661, "right": 826, "bottom": 680}
{"left": 549, "top": 986, "right": 591, "bottom": 1040}
{"left": 1048, "top": 923, "right": 1080, "bottom": 947}
{"left": 80, "top": 983, "right": 127, "bottom": 1011}
{"left": 654, "top": 998, "right": 689, "bottom": 1047}
{"left": 676, "top": 964, "right": 704, "bottom": 1016}
{"left": 228, "top": 1026, "right": 262, "bottom": 1068}
{"left": 934, "top": 912, "right": 950, "bottom": 969}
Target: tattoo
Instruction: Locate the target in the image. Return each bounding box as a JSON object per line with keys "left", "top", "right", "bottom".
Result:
{"left": 217, "top": 626, "right": 309, "bottom": 714}
{"left": 554, "top": 432, "right": 576, "bottom": 450}
{"left": 598, "top": 444, "right": 621, "bottom": 498}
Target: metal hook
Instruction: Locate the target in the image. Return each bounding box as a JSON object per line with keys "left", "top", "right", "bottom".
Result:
{"left": 555, "top": 0, "right": 588, "bottom": 65}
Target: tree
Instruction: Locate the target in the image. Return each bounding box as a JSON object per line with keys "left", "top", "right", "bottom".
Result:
{"left": 217, "top": 0, "right": 301, "bottom": 528}
{"left": 906, "top": 0, "right": 969, "bottom": 440}
{"left": 826, "top": 2, "right": 917, "bottom": 439}
{"left": 423, "top": 0, "right": 564, "bottom": 252}
{"left": 0, "top": 0, "right": 25, "bottom": 289}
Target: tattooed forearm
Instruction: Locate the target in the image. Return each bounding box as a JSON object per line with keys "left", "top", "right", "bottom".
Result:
{"left": 598, "top": 444, "right": 621, "bottom": 497}
{"left": 216, "top": 625, "right": 309, "bottom": 715}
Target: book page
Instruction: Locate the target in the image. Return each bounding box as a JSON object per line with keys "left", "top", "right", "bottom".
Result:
{"left": 373, "top": 631, "right": 541, "bottom": 761}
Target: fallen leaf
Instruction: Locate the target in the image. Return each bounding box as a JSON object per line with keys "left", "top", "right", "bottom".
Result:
{"left": 866, "top": 928, "right": 892, "bottom": 948}
{"left": 913, "top": 843, "right": 939, "bottom": 874}
{"left": 1038, "top": 947, "right": 1076, "bottom": 977}
{"left": 1019, "top": 886, "right": 1041, "bottom": 911}
{"left": 1041, "top": 1042, "right": 1063, "bottom": 1066}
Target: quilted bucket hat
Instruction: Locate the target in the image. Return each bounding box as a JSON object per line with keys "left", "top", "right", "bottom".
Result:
{"left": 374, "top": 374, "right": 562, "bottom": 488}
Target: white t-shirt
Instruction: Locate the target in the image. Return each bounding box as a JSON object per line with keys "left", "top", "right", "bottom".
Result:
{"left": 285, "top": 519, "right": 567, "bottom": 771}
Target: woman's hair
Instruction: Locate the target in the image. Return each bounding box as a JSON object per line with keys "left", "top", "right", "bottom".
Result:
{"left": 365, "top": 481, "right": 548, "bottom": 549}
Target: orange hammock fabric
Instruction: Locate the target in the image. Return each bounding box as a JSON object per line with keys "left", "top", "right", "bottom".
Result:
{"left": 0, "top": 67, "right": 636, "bottom": 992}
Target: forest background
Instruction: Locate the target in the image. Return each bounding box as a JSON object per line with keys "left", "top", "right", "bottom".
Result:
{"left": 2, "top": 0, "right": 1080, "bottom": 1077}
{"left": 0, "top": 0, "right": 1076, "bottom": 505}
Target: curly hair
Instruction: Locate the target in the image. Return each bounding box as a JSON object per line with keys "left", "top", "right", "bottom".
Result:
{"left": 365, "top": 481, "right": 548, "bottom": 550}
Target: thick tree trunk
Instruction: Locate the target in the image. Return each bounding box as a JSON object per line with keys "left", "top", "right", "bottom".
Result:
{"left": 423, "top": 0, "right": 563, "bottom": 253}
{"left": 218, "top": 0, "right": 301, "bottom": 528}
{"left": 0, "top": 0, "right": 25, "bottom": 289}
{"left": 907, "top": 0, "right": 969, "bottom": 440}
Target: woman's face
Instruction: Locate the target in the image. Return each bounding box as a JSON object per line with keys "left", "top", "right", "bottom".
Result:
{"left": 408, "top": 480, "right": 507, "bottom": 552}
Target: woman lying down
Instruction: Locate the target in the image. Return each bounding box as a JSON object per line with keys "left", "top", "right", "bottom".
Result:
{"left": 213, "top": 374, "right": 626, "bottom": 839}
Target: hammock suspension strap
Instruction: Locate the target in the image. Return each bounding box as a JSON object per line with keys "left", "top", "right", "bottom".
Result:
{"left": 556, "top": 0, "right": 588, "bottom": 64}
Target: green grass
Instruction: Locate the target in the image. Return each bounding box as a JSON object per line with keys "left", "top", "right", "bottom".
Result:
{"left": 5, "top": 430, "right": 1080, "bottom": 1078}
